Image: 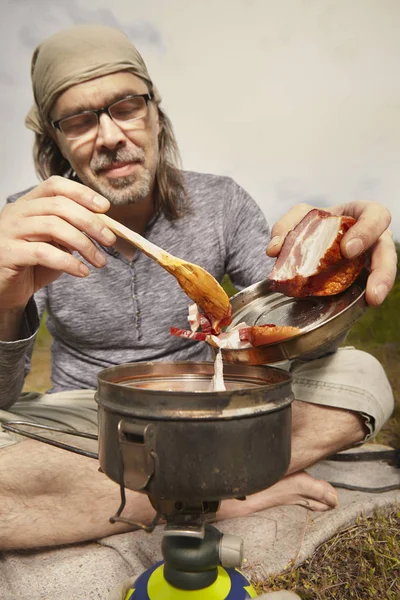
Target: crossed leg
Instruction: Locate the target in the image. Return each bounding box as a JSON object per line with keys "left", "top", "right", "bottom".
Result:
{"left": 218, "top": 400, "right": 367, "bottom": 518}
{"left": 0, "top": 399, "right": 367, "bottom": 551}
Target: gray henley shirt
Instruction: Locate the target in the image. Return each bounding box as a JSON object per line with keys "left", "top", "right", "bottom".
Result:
{"left": 0, "top": 171, "right": 274, "bottom": 408}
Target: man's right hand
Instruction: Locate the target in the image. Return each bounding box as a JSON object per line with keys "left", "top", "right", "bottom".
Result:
{"left": 0, "top": 176, "right": 116, "bottom": 326}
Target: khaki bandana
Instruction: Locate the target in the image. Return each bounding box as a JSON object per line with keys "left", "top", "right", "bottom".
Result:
{"left": 25, "top": 23, "right": 160, "bottom": 135}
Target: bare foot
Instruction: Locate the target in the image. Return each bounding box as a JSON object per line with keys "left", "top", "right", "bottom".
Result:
{"left": 218, "top": 471, "right": 338, "bottom": 520}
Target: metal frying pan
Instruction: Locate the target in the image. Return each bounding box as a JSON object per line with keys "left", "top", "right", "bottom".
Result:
{"left": 221, "top": 269, "right": 368, "bottom": 365}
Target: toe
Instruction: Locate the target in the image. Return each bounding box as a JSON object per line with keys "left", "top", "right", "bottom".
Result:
{"left": 297, "top": 498, "right": 334, "bottom": 511}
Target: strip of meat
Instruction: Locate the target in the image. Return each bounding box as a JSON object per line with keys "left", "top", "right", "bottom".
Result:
{"left": 238, "top": 324, "right": 301, "bottom": 346}
{"left": 171, "top": 322, "right": 300, "bottom": 349}
{"left": 208, "top": 305, "right": 232, "bottom": 335}
{"left": 186, "top": 303, "right": 230, "bottom": 336}
{"left": 187, "top": 304, "right": 201, "bottom": 332}
{"left": 199, "top": 313, "right": 213, "bottom": 334}
{"left": 208, "top": 323, "right": 253, "bottom": 350}
{"left": 267, "top": 209, "right": 365, "bottom": 297}
{"left": 170, "top": 327, "right": 208, "bottom": 341}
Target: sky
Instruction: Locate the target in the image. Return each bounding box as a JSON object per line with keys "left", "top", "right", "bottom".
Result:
{"left": 1, "top": 0, "right": 399, "bottom": 238}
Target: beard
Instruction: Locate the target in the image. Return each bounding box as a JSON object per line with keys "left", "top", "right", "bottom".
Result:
{"left": 85, "top": 147, "right": 156, "bottom": 206}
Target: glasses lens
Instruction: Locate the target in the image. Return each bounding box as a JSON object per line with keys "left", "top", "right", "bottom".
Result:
{"left": 110, "top": 96, "right": 147, "bottom": 123}
{"left": 60, "top": 113, "right": 98, "bottom": 139}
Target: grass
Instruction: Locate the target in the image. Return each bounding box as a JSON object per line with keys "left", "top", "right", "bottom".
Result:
{"left": 252, "top": 509, "right": 400, "bottom": 599}
{"left": 22, "top": 252, "right": 400, "bottom": 599}
{"left": 344, "top": 248, "right": 400, "bottom": 449}
{"left": 23, "top": 319, "right": 53, "bottom": 393}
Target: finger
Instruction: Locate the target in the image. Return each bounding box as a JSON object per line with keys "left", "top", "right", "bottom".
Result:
{"left": 328, "top": 199, "right": 378, "bottom": 219}
{"left": 20, "top": 176, "right": 111, "bottom": 214}
{"left": 332, "top": 202, "right": 392, "bottom": 259}
{"left": 15, "top": 216, "right": 107, "bottom": 268}
{"left": 13, "top": 196, "right": 116, "bottom": 247}
{"left": 8, "top": 240, "right": 91, "bottom": 278}
{"left": 266, "top": 203, "right": 314, "bottom": 256}
{"left": 364, "top": 231, "right": 397, "bottom": 306}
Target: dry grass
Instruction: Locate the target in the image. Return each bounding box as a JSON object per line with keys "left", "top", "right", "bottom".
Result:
{"left": 23, "top": 348, "right": 52, "bottom": 393}
{"left": 253, "top": 509, "right": 400, "bottom": 599}
{"left": 23, "top": 315, "right": 52, "bottom": 393}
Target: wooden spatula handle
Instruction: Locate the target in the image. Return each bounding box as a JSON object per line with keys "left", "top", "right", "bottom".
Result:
{"left": 98, "top": 213, "right": 172, "bottom": 265}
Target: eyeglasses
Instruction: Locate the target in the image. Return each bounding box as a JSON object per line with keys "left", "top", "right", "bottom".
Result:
{"left": 50, "top": 93, "right": 153, "bottom": 140}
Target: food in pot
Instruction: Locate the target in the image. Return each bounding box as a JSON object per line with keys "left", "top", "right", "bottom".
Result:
{"left": 171, "top": 306, "right": 300, "bottom": 349}
{"left": 267, "top": 208, "right": 365, "bottom": 297}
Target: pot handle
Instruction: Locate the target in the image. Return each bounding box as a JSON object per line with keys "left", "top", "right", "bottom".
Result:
{"left": 1, "top": 420, "right": 98, "bottom": 460}
{"left": 117, "top": 419, "right": 156, "bottom": 491}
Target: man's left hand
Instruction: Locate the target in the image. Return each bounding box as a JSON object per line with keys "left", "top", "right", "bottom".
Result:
{"left": 266, "top": 201, "right": 397, "bottom": 306}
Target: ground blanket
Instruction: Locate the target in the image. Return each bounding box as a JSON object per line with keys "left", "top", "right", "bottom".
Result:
{"left": 1, "top": 445, "right": 399, "bottom": 599}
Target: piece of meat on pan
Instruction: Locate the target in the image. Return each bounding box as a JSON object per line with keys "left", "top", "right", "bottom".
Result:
{"left": 267, "top": 208, "right": 365, "bottom": 297}
{"left": 238, "top": 324, "right": 301, "bottom": 346}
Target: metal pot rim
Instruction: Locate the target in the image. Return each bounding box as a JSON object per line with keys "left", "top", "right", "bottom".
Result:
{"left": 96, "top": 361, "right": 293, "bottom": 419}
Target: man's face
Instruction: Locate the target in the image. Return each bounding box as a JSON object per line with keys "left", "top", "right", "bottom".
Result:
{"left": 50, "top": 72, "right": 160, "bottom": 206}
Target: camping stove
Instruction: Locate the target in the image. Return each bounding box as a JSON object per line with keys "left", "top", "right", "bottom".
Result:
{"left": 4, "top": 361, "right": 294, "bottom": 599}
{"left": 96, "top": 362, "right": 293, "bottom": 598}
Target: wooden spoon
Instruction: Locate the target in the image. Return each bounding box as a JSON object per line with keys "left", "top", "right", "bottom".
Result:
{"left": 98, "top": 213, "right": 232, "bottom": 326}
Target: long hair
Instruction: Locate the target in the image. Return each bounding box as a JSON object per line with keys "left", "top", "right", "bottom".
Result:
{"left": 32, "top": 102, "right": 190, "bottom": 220}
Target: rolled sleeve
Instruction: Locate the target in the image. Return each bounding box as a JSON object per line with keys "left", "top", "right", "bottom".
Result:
{"left": 0, "top": 298, "right": 40, "bottom": 409}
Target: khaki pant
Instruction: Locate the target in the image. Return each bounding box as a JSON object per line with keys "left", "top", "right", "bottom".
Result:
{"left": 0, "top": 389, "right": 98, "bottom": 449}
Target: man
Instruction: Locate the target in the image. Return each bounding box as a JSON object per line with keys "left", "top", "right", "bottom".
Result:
{"left": 0, "top": 24, "right": 396, "bottom": 552}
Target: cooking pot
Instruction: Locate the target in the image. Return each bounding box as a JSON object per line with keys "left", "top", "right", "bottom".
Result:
{"left": 96, "top": 361, "right": 293, "bottom": 503}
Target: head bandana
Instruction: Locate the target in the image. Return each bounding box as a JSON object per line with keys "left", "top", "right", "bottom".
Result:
{"left": 25, "top": 24, "right": 160, "bottom": 135}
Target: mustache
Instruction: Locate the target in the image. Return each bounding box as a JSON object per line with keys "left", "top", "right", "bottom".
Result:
{"left": 91, "top": 148, "right": 146, "bottom": 172}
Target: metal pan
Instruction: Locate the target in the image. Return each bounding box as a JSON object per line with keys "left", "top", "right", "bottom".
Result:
{"left": 221, "top": 269, "right": 368, "bottom": 365}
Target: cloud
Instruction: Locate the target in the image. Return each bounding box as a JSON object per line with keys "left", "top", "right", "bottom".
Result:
{"left": 123, "top": 21, "right": 165, "bottom": 52}
{"left": 15, "top": 0, "right": 165, "bottom": 54}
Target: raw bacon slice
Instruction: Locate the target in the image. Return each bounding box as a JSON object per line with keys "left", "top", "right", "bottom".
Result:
{"left": 267, "top": 209, "right": 365, "bottom": 297}
{"left": 199, "top": 313, "right": 213, "bottom": 335}
{"left": 187, "top": 304, "right": 201, "bottom": 332}
{"left": 238, "top": 324, "right": 300, "bottom": 346}
{"left": 171, "top": 322, "right": 300, "bottom": 349}
{"left": 186, "top": 302, "right": 229, "bottom": 336}
{"left": 208, "top": 305, "right": 232, "bottom": 335}
{"left": 170, "top": 327, "right": 208, "bottom": 341}
{"left": 208, "top": 323, "right": 253, "bottom": 350}
{"left": 172, "top": 308, "right": 300, "bottom": 351}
